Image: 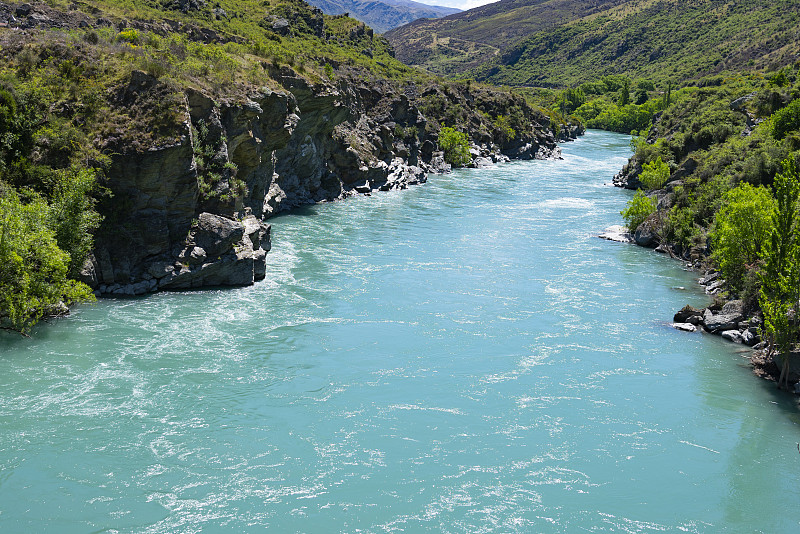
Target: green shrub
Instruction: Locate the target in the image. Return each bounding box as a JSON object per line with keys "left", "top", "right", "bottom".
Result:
{"left": 639, "top": 156, "right": 670, "bottom": 190}
{"left": 621, "top": 189, "right": 656, "bottom": 232}
{"left": 710, "top": 183, "right": 775, "bottom": 290}
{"left": 116, "top": 29, "right": 141, "bottom": 45}
{"left": 49, "top": 168, "right": 103, "bottom": 277}
{"left": 493, "top": 115, "right": 516, "bottom": 143}
{"left": 771, "top": 99, "right": 800, "bottom": 140}
{"left": 0, "top": 189, "right": 94, "bottom": 333}
{"left": 438, "top": 126, "right": 471, "bottom": 167}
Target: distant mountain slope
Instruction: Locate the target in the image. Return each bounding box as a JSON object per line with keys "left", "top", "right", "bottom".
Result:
{"left": 384, "top": 0, "right": 627, "bottom": 75}
{"left": 386, "top": 0, "right": 800, "bottom": 85}
{"left": 306, "top": 0, "right": 460, "bottom": 33}
{"left": 476, "top": 0, "right": 800, "bottom": 86}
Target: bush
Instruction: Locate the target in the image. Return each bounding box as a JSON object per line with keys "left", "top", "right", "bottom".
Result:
{"left": 639, "top": 156, "right": 670, "bottom": 190}
{"left": 493, "top": 115, "right": 516, "bottom": 144}
{"left": 710, "top": 183, "right": 775, "bottom": 290}
{"left": 0, "top": 188, "right": 94, "bottom": 333}
{"left": 49, "top": 168, "right": 103, "bottom": 277}
{"left": 438, "top": 126, "right": 470, "bottom": 167}
{"left": 771, "top": 99, "right": 800, "bottom": 140}
{"left": 621, "top": 189, "right": 656, "bottom": 232}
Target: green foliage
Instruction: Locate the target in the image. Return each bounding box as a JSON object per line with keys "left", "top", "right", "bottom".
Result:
{"left": 573, "top": 98, "right": 614, "bottom": 123}
{"left": 664, "top": 204, "right": 700, "bottom": 250}
{"left": 0, "top": 188, "right": 95, "bottom": 333}
{"left": 493, "top": 115, "right": 516, "bottom": 143}
{"left": 771, "top": 99, "right": 800, "bottom": 140}
{"left": 758, "top": 159, "right": 800, "bottom": 388}
{"left": 462, "top": 0, "right": 800, "bottom": 89}
{"left": 620, "top": 189, "right": 655, "bottom": 232}
{"left": 49, "top": 168, "right": 103, "bottom": 278}
{"left": 618, "top": 79, "right": 630, "bottom": 106}
{"left": 585, "top": 102, "right": 655, "bottom": 134}
{"left": 116, "top": 29, "right": 141, "bottom": 45}
{"left": 558, "top": 87, "right": 585, "bottom": 115}
{"left": 710, "top": 183, "right": 775, "bottom": 290}
{"left": 438, "top": 126, "right": 470, "bottom": 167}
{"left": 639, "top": 156, "right": 670, "bottom": 190}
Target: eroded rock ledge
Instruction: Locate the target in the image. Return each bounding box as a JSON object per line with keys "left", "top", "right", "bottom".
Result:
{"left": 81, "top": 69, "right": 570, "bottom": 296}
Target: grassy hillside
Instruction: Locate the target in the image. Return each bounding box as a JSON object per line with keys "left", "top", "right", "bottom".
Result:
{"left": 386, "top": 0, "right": 800, "bottom": 87}
{"left": 476, "top": 0, "right": 800, "bottom": 87}
{"left": 384, "top": 0, "right": 627, "bottom": 76}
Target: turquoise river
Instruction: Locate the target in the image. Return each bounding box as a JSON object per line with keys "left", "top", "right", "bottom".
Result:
{"left": 1, "top": 130, "right": 799, "bottom": 532}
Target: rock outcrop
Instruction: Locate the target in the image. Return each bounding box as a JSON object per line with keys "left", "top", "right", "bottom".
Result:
{"left": 82, "top": 68, "right": 564, "bottom": 296}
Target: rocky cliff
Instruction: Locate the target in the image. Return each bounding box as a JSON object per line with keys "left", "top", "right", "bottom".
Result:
{"left": 82, "top": 68, "right": 570, "bottom": 297}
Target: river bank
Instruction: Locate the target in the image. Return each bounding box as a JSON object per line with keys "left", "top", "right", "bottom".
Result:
{"left": 4, "top": 130, "right": 798, "bottom": 532}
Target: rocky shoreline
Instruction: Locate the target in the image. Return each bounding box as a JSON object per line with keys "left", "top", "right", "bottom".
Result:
{"left": 600, "top": 224, "right": 797, "bottom": 390}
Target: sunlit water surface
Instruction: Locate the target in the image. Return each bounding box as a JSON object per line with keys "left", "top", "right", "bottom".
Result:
{"left": 2, "top": 131, "right": 799, "bottom": 532}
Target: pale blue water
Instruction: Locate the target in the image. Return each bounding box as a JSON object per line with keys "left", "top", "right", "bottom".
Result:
{"left": 1, "top": 130, "right": 799, "bottom": 533}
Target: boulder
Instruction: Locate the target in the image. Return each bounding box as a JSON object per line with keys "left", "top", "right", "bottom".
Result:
{"left": 672, "top": 323, "right": 697, "bottom": 332}
{"left": 721, "top": 330, "right": 744, "bottom": 344}
{"left": 633, "top": 225, "right": 657, "bottom": 248}
{"left": 674, "top": 304, "right": 702, "bottom": 323}
{"left": 721, "top": 300, "right": 744, "bottom": 318}
{"left": 741, "top": 328, "right": 760, "bottom": 346}
{"left": 702, "top": 308, "right": 740, "bottom": 333}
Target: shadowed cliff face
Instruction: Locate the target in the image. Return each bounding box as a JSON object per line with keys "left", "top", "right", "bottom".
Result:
{"left": 86, "top": 69, "right": 568, "bottom": 297}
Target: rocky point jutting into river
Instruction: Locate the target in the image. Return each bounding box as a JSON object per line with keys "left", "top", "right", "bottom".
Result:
{"left": 79, "top": 67, "right": 578, "bottom": 297}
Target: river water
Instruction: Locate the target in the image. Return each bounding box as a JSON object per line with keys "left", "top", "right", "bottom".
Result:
{"left": 1, "top": 130, "right": 798, "bottom": 532}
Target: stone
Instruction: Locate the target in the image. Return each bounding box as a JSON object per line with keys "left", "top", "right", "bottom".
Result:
{"left": 194, "top": 213, "right": 244, "bottom": 259}
{"left": 672, "top": 323, "right": 697, "bottom": 332}
{"left": 705, "top": 279, "right": 726, "bottom": 294}
{"left": 741, "top": 328, "right": 759, "bottom": 346}
{"left": 721, "top": 330, "right": 744, "bottom": 343}
{"left": 721, "top": 300, "right": 744, "bottom": 318}
{"left": 674, "top": 305, "right": 702, "bottom": 323}
{"left": 189, "top": 246, "right": 207, "bottom": 264}
{"left": 698, "top": 271, "right": 720, "bottom": 285}
{"left": 702, "top": 309, "right": 740, "bottom": 333}
{"left": 634, "top": 226, "right": 657, "bottom": 248}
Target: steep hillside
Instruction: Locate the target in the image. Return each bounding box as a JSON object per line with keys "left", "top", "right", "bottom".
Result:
{"left": 386, "top": 0, "right": 800, "bottom": 86}
{"left": 384, "top": 0, "right": 628, "bottom": 76}
{"left": 306, "top": 0, "right": 459, "bottom": 33}
{"left": 477, "top": 0, "right": 800, "bottom": 87}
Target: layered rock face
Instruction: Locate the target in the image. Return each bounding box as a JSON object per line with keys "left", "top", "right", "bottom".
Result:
{"left": 84, "top": 69, "right": 563, "bottom": 296}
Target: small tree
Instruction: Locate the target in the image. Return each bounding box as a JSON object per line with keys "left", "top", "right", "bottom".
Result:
{"left": 758, "top": 159, "right": 800, "bottom": 389}
{"left": 438, "top": 126, "right": 471, "bottom": 167}
{"left": 710, "top": 183, "right": 775, "bottom": 290}
{"left": 621, "top": 189, "right": 656, "bottom": 232}
{"left": 493, "top": 115, "right": 516, "bottom": 144}
{"left": 638, "top": 156, "right": 670, "bottom": 190}
{"left": 618, "top": 79, "right": 631, "bottom": 106}
{"left": 0, "top": 189, "right": 94, "bottom": 333}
